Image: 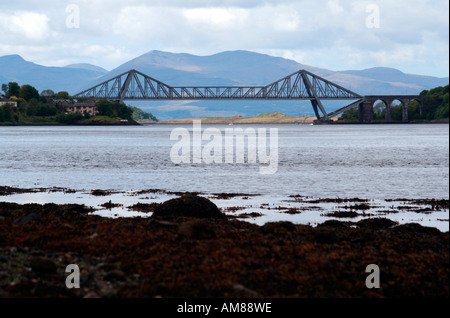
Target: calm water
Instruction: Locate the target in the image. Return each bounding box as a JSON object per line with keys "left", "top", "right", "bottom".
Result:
{"left": 1, "top": 124, "right": 448, "bottom": 198}
{"left": 0, "top": 124, "right": 448, "bottom": 230}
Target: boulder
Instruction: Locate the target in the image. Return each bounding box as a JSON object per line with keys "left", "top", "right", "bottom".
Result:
{"left": 356, "top": 218, "right": 398, "bottom": 230}
{"left": 151, "top": 194, "right": 225, "bottom": 219}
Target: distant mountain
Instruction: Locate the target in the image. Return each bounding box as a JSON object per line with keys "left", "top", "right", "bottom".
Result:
{"left": 95, "top": 50, "right": 448, "bottom": 95}
{"left": 1, "top": 51, "right": 448, "bottom": 119}
{"left": 65, "top": 63, "right": 108, "bottom": 74}
{"left": 0, "top": 55, "right": 106, "bottom": 94}
{"left": 94, "top": 50, "right": 328, "bottom": 87}
{"left": 339, "top": 67, "right": 448, "bottom": 92}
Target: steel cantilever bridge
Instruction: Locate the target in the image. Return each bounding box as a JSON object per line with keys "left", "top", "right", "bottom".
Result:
{"left": 73, "top": 69, "right": 421, "bottom": 122}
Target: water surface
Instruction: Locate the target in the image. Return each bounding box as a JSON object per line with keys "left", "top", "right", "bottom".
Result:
{"left": 1, "top": 124, "right": 448, "bottom": 230}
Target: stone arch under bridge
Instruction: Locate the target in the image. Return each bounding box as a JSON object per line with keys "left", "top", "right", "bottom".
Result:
{"left": 359, "top": 95, "right": 423, "bottom": 123}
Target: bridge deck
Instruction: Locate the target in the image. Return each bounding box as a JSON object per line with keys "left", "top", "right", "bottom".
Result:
{"left": 73, "top": 69, "right": 420, "bottom": 120}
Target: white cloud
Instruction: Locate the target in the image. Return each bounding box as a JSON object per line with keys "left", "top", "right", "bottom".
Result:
{"left": 183, "top": 8, "right": 249, "bottom": 31}
{"left": 0, "top": 11, "right": 54, "bottom": 43}
{"left": 271, "top": 7, "right": 300, "bottom": 32}
{"left": 327, "top": 0, "right": 344, "bottom": 14}
{"left": 0, "top": 0, "right": 448, "bottom": 77}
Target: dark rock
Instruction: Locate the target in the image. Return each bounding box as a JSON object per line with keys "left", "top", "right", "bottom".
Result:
{"left": 151, "top": 194, "right": 224, "bottom": 219}
{"left": 56, "top": 204, "right": 93, "bottom": 215}
{"left": 30, "top": 257, "right": 57, "bottom": 273}
{"left": 91, "top": 189, "right": 111, "bottom": 196}
{"left": 356, "top": 218, "right": 398, "bottom": 229}
{"left": 314, "top": 229, "right": 339, "bottom": 244}
{"left": 317, "top": 220, "right": 350, "bottom": 228}
{"left": 258, "top": 221, "right": 297, "bottom": 235}
{"left": 393, "top": 223, "right": 442, "bottom": 236}
{"left": 14, "top": 213, "right": 40, "bottom": 225}
{"left": 179, "top": 220, "right": 216, "bottom": 239}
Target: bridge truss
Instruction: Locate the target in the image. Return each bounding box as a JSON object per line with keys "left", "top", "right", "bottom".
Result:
{"left": 73, "top": 69, "right": 364, "bottom": 119}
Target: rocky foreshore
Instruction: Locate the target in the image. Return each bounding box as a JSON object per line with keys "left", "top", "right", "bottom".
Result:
{"left": 0, "top": 193, "right": 448, "bottom": 298}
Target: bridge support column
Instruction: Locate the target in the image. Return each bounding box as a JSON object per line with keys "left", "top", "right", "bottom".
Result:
{"left": 402, "top": 101, "right": 409, "bottom": 123}
{"left": 359, "top": 101, "right": 373, "bottom": 124}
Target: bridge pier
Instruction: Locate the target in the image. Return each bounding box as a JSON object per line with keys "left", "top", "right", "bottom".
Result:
{"left": 402, "top": 101, "right": 409, "bottom": 123}
{"left": 359, "top": 101, "right": 374, "bottom": 124}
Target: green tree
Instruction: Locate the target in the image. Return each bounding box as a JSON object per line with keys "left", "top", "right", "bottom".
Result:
{"left": 55, "top": 91, "right": 71, "bottom": 100}
{"left": 339, "top": 107, "right": 359, "bottom": 121}
{"left": 26, "top": 100, "right": 38, "bottom": 116}
{"left": 96, "top": 100, "right": 134, "bottom": 120}
{"left": 435, "top": 104, "right": 449, "bottom": 119}
{"left": 36, "top": 103, "right": 56, "bottom": 116}
{"left": 131, "top": 106, "right": 158, "bottom": 121}
{"left": 56, "top": 112, "right": 83, "bottom": 124}
{"left": 41, "top": 89, "right": 55, "bottom": 97}
{"left": 19, "top": 84, "right": 40, "bottom": 102}
{"left": 83, "top": 110, "right": 91, "bottom": 119}
{"left": 97, "top": 100, "right": 115, "bottom": 117}
{"left": 419, "top": 85, "right": 449, "bottom": 120}
{"left": 407, "top": 100, "right": 422, "bottom": 121}
{"left": 390, "top": 104, "right": 403, "bottom": 121}
{"left": 2, "top": 104, "right": 13, "bottom": 122}
{"left": 373, "top": 102, "right": 386, "bottom": 121}
{"left": 3, "top": 82, "right": 20, "bottom": 97}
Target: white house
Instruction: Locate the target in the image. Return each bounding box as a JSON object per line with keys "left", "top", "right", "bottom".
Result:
{"left": 0, "top": 98, "right": 18, "bottom": 107}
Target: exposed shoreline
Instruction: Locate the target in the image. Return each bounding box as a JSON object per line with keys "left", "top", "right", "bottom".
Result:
{"left": 1, "top": 186, "right": 449, "bottom": 298}
{"left": 1, "top": 186, "right": 448, "bottom": 230}
{"left": 0, "top": 189, "right": 448, "bottom": 298}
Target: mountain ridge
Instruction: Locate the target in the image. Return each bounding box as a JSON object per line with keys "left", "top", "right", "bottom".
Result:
{"left": 1, "top": 50, "right": 448, "bottom": 119}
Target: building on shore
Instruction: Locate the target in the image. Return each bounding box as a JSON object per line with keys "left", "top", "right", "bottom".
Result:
{"left": 0, "top": 97, "right": 18, "bottom": 108}
{"left": 52, "top": 99, "right": 99, "bottom": 116}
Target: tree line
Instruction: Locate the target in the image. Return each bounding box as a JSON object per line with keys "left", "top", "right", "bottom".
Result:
{"left": 0, "top": 82, "right": 158, "bottom": 124}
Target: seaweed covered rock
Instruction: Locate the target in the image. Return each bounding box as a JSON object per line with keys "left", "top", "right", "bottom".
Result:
{"left": 151, "top": 194, "right": 225, "bottom": 219}
{"left": 356, "top": 218, "right": 398, "bottom": 230}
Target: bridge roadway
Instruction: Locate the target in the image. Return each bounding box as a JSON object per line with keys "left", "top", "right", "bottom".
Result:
{"left": 73, "top": 69, "right": 422, "bottom": 123}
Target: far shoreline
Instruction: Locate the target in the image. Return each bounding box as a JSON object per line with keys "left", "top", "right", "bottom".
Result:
{"left": 139, "top": 111, "right": 449, "bottom": 125}
{"left": 142, "top": 117, "right": 449, "bottom": 125}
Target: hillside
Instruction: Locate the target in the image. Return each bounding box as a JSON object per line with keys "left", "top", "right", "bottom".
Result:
{"left": 0, "top": 55, "right": 106, "bottom": 94}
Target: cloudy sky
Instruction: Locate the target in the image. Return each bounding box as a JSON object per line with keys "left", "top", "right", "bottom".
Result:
{"left": 0, "top": 0, "right": 448, "bottom": 77}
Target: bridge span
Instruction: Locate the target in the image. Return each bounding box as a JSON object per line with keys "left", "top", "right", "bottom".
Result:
{"left": 73, "top": 69, "right": 421, "bottom": 123}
